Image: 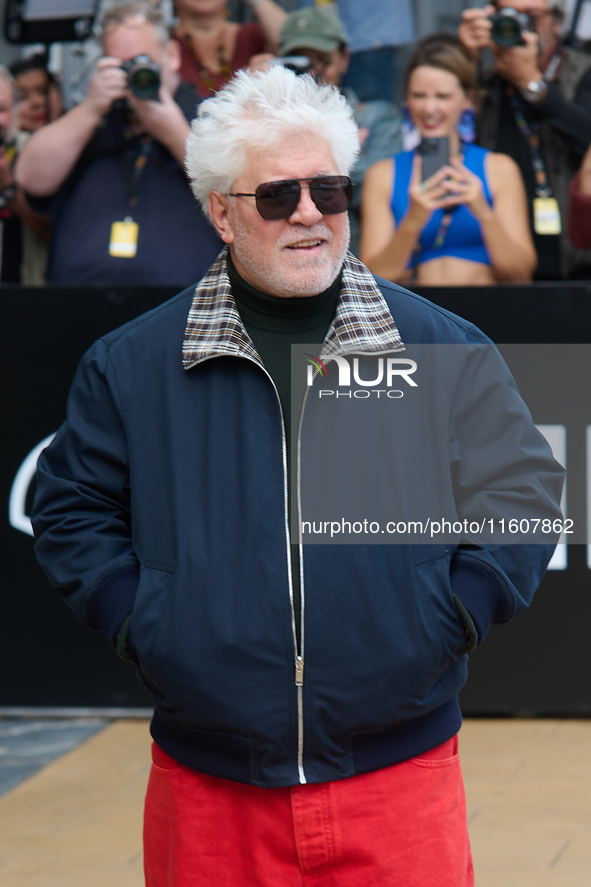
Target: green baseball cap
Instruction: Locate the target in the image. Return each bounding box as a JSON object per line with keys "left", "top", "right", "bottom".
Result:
{"left": 279, "top": 6, "right": 349, "bottom": 56}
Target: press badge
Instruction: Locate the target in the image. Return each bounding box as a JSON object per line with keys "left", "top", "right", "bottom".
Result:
{"left": 109, "top": 218, "right": 139, "bottom": 257}
{"left": 533, "top": 197, "right": 561, "bottom": 235}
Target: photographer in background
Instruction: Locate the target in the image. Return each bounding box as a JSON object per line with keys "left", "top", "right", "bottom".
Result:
{"left": 15, "top": 1, "right": 221, "bottom": 286}
{"left": 0, "top": 65, "right": 50, "bottom": 284}
{"left": 459, "top": 0, "right": 591, "bottom": 279}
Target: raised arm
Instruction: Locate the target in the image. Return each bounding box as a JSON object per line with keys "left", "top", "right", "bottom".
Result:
{"left": 444, "top": 152, "right": 536, "bottom": 281}
{"left": 529, "top": 68, "right": 591, "bottom": 157}
{"left": 361, "top": 158, "right": 411, "bottom": 282}
{"left": 247, "top": 0, "right": 288, "bottom": 53}
{"left": 458, "top": 5, "right": 495, "bottom": 63}
{"left": 360, "top": 154, "right": 451, "bottom": 282}
{"left": 15, "top": 58, "right": 128, "bottom": 197}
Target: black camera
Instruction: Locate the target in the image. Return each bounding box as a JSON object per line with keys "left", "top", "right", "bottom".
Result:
{"left": 120, "top": 55, "right": 161, "bottom": 100}
{"left": 489, "top": 8, "right": 533, "bottom": 47}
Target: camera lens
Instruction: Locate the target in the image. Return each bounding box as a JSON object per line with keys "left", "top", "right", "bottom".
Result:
{"left": 129, "top": 66, "right": 160, "bottom": 100}
{"left": 490, "top": 11, "right": 526, "bottom": 48}
{"left": 121, "top": 56, "right": 161, "bottom": 101}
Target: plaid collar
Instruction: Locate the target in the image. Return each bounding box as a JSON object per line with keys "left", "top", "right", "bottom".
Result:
{"left": 182, "top": 248, "right": 405, "bottom": 371}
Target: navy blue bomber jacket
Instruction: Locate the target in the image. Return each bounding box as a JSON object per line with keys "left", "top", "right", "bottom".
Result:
{"left": 31, "top": 251, "right": 564, "bottom": 788}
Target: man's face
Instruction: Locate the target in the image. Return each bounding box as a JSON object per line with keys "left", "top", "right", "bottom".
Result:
{"left": 496, "top": 0, "right": 561, "bottom": 55}
{"left": 291, "top": 46, "right": 349, "bottom": 87}
{"left": 0, "top": 78, "right": 14, "bottom": 136}
{"left": 211, "top": 135, "right": 350, "bottom": 298}
{"left": 103, "top": 18, "right": 179, "bottom": 93}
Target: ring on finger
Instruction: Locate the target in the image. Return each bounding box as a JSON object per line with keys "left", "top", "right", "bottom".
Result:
{"left": 418, "top": 181, "right": 429, "bottom": 194}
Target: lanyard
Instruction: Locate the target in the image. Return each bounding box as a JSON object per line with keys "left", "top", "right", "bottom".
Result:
{"left": 125, "top": 133, "right": 154, "bottom": 214}
{"left": 507, "top": 87, "right": 553, "bottom": 198}
{"left": 543, "top": 47, "right": 563, "bottom": 84}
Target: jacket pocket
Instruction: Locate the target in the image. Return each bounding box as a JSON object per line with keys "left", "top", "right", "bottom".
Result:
{"left": 127, "top": 563, "right": 175, "bottom": 689}
{"left": 413, "top": 548, "right": 468, "bottom": 664}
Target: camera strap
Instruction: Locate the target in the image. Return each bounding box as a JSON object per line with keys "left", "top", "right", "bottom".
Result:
{"left": 542, "top": 48, "right": 564, "bottom": 84}
{"left": 126, "top": 134, "right": 154, "bottom": 213}
{"left": 507, "top": 87, "right": 561, "bottom": 235}
{"left": 109, "top": 134, "right": 153, "bottom": 259}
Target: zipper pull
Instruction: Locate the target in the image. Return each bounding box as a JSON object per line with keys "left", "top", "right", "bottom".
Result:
{"left": 295, "top": 656, "right": 304, "bottom": 686}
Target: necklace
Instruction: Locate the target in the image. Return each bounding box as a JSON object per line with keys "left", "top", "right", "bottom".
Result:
{"left": 181, "top": 30, "right": 232, "bottom": 96}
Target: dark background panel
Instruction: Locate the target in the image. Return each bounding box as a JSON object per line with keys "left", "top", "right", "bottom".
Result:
{"left": 2, "top": 282, "right": 590, "bottom": 713}
{"left": 2, "top": 285, "right": 176, "bottom": 708}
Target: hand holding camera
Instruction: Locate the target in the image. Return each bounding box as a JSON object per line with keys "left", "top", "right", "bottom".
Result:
{"left": 459, "top": 6, "right": 544, "bottom": 92}
{"left": 120, "top": 55, "right": 161, "bottom": 101}
{"left": 87, "top": 55, "right": 162, "bottom": 120}
{"left": 458, "top": 4, "right": 496, "bottom": 57}
{"left": 492, "top": 28, "right": 544, "bottom": 90}
{"left": 460, "top": 5, "right": 539, "bottom": 52}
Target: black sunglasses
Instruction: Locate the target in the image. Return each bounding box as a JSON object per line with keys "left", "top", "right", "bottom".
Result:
{"left": 228, "top": 175, "right": 352, "bottom": 221}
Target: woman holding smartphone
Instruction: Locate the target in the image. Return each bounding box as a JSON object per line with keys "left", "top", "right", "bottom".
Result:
{"left": 360, "top": 34, "right": 536, "bottom": 284}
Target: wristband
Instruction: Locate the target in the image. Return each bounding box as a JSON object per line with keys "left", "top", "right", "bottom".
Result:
{"left": 521, "top": 79, "right": 548, "bottom": 104}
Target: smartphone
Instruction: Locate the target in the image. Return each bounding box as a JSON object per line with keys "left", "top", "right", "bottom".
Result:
{"left": 418, "top": 137, "right": 450, "bottom": 181}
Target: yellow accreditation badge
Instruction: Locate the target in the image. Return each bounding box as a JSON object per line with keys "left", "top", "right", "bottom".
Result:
{"left": 533, "top": 197, "right": 561, "bottom": 235}
{"left": 109, "top": 217, "right": 139, "bottom": 257}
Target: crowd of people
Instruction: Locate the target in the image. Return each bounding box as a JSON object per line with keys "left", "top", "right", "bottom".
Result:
{"left": 1, "top": 0, "right": 591, "bottom": 284}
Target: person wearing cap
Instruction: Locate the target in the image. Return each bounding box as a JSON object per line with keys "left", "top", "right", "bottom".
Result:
{"left": 459, "top": 0, "right": 591, "bottom": 279}
{"left": 277, "top": 4, "right": 402, "bottom": 255}
{"left": 295, "top": 0, "right": 416, "bottom": 104}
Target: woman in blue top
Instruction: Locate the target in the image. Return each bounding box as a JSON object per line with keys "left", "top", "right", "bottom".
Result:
{"left": 360, "top": 34, "right": 536, "bottom": 285}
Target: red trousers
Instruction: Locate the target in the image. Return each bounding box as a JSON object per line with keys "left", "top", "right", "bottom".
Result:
{"left": 144, "top": 735, "right": 474, "bottom": 886}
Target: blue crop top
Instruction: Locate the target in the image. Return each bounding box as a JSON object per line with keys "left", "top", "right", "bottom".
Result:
{"left": 390, "top": 143, "right": 493, "bottom": 267}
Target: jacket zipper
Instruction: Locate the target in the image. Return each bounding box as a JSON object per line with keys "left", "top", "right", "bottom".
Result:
{"left": 252, "top": 346, "right": 404, "bottom": 785}
{"left": 295, "top": 384, "right": 311, "bottom": 785}
{"left": 258, "top": 363, "right": 307, "bottom": 785}
{"left": 182, "top": 352, "right": 307, "bottom": 783}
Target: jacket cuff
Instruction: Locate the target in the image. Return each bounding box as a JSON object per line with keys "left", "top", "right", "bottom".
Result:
{"left": 85, "top": 563, "right": 139, "bottom": 646}
{"left": 449, "top": 558, "right": 506, "bottom": 646}
{"left": 530, "top": 82, "right": 561, "bottom": 118}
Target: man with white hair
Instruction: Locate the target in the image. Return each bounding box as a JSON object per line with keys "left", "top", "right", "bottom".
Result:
{"left": 31, "top": 65, "right": 563, "bottom": 885}
{"left": 15, "top": 1, "right": 220, "bottom": 285}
